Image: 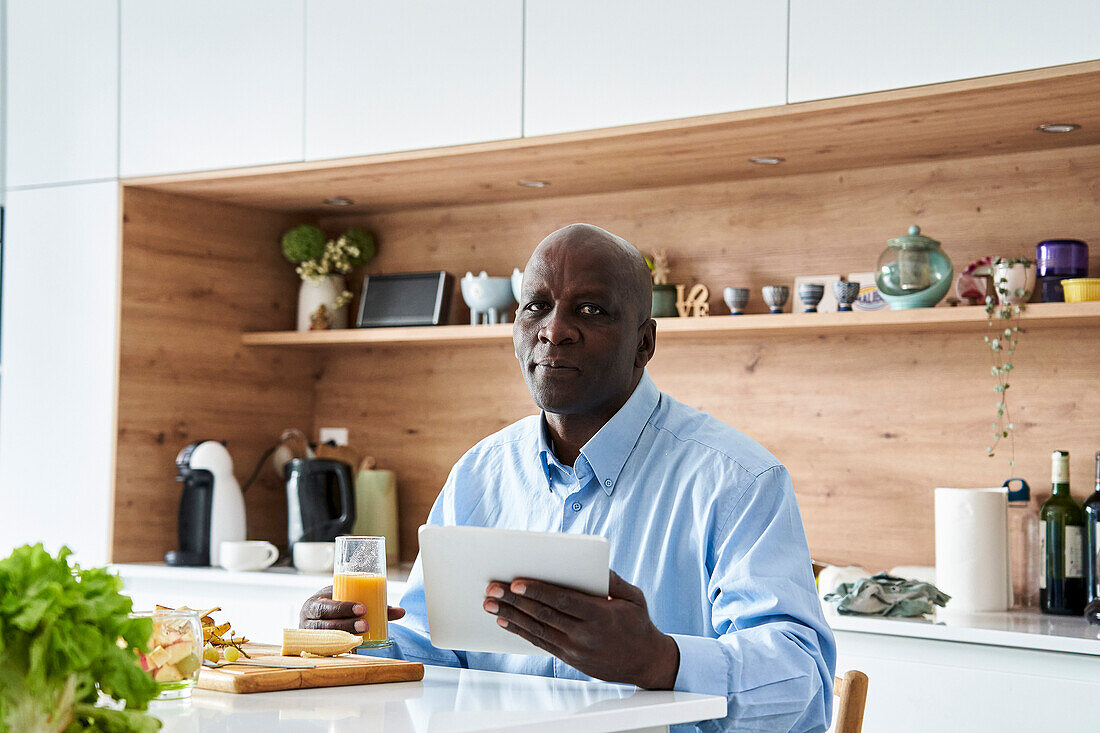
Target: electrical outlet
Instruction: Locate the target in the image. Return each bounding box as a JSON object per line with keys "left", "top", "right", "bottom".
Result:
{"left": 318, "top": 427, "right": 349, "bottom": 446}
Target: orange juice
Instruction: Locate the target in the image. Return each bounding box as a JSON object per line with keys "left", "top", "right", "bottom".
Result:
{"left": 333, "top": 572, "right": 388, "bottom": 645}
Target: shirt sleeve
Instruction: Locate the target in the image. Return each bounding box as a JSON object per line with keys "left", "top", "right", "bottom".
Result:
{"left": 668, "top": 465, "right": 836, "bottom": 733}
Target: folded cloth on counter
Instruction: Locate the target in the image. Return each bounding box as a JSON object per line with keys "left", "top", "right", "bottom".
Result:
{"left": 816, "top": 564, "right": 870, "bottom": 601}
{"left": 823, "top": 572, "right": 951, "bottom": 617}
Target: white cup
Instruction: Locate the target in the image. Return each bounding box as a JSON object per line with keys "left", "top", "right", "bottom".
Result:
{"left": 219, "top": 541, "right": 279, "bottom": 572}
{"left": 293, "top": 541, "right": 336, "bottom": 574}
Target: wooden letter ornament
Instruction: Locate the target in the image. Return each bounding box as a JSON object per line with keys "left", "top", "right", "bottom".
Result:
{"left": 675, "top": 284, "right": 710, "bottom": 317}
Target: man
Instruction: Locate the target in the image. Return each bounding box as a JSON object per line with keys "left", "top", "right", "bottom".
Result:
{"left": 301, "top": 224, "right": 836, "bottom": 732}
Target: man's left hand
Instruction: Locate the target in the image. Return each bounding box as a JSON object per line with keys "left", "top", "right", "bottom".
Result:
{"left": 483, "top": 570, "right": 679, "bottom": 689}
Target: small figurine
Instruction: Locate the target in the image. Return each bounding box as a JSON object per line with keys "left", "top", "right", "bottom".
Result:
{"left": 675, "top": 284, "right": 710, "bottom": 317}
{"left": 309, "top": 304, "right": 333, "bottom": 330}
{"left": 460, "top": 271, "right": 515, "bottom": 325}
{"left": 650, "top": 250, "right": 671, "bottom": 286}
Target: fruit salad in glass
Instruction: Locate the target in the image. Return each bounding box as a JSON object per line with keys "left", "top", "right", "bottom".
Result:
{"left": 131, "top": 609, "right": 203, "bottom": 699}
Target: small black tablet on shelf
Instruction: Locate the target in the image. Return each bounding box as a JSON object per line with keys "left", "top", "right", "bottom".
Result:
{"left": 356, "top": 271, "right": 453, "bottom": 328}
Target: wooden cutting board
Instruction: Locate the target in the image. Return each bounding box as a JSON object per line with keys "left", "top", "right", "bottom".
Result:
{"left": 197, "top": 644, "right": 424, "bottom": 694}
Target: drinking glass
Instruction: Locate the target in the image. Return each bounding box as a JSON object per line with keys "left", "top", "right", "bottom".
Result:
{"left": 333, "top": 535, "right": 391, "bottom": 648}
{"left": 130, "top": 609, "right": 203, "bottom": 699}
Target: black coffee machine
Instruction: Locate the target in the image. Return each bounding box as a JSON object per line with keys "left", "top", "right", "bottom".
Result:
{"left": 285, "top": 458, "right": 356, "bottom": 548}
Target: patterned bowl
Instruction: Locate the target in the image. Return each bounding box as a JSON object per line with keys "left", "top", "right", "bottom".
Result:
{"left": 762, "top": 285, "right": 789, "bottom": 314}
{"left": 798, "top": 283, "right": 825, "bottom": 313}
{"left": 722, "top": 287, "right": 750, "bottom": 315}
{"left": 834, "top": 281, "right": 861, "bottom": 311}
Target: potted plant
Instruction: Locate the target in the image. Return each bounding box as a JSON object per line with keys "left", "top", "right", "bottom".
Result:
{"left": 281, "top": 225, "right": 377, "bottom": 331}
{"left": 646, "top": 249, "right": 679, "bottom": 318}
{"left": 990, "top": 256, "right": 1035, "bottom": 305}
{"left": 983, "top": 258, "right": 1033, "bottom": 466}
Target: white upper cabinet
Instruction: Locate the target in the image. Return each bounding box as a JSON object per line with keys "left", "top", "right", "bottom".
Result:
{"left": 304, "top": 0, "right": 522, "bottom": 160}
{"left": 789, "top": 1, "right": 1100, "bottom": 103}
{"left": 523, "top": 1, "right": 788, "bottom": 137}
{"left": 119, "top": 0, "right": 305, "bottom": 177}
{"left": 0, "top": 182, "right": 120, "bottom": 566}
{"left": 5, "top": 0, "right": 119, "bottom": 187}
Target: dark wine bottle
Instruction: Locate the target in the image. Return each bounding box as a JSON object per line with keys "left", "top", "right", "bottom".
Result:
{"left": 1084, "top": 451, "right": 1100, "bottom": 607}
{"left": 1040, "top": 450, "right": 1086, "bottom": 615}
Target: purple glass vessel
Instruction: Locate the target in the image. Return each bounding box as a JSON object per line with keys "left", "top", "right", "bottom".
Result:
{"left": 1036, "top": 239, "right": 1088, "bottom": 302}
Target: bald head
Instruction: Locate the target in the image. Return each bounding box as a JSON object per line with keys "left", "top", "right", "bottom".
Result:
{"left": 527, "top": 224, "right": 652, "bottom": 325}
{"left": 513, "top": 223, "right": 657, "bottom": 419}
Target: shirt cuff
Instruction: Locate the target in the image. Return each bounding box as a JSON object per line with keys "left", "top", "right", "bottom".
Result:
{"left": 668, "top": 633, "right": 729, "bottom": 697}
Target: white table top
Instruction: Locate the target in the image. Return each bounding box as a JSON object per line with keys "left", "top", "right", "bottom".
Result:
{"left": 149, "top": 665, "right": 726, "bottom": 733}
{"left": 110, "top": 562, "right": 414, "bottom": 588}
{"left": 826, "top": 607, "right": 1100, "bottom": 656}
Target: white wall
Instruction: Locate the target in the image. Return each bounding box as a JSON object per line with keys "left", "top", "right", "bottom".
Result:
{"left": 0, "top": 181, "right": 120, "bottom": 566}
{"left": 5, "top": 0, "right": 118, "bottom": 187}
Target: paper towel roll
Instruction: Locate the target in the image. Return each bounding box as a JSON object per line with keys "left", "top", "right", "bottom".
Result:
{"left": 934, "top": 487, "right": 1011, "bottom": 613}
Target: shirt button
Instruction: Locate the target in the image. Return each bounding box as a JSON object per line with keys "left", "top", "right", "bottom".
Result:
{"left": 571, "top": 502, "right": 582, "bottom": 512}
{"left": 604, "top": 479, "right": 613, "bottom": 487}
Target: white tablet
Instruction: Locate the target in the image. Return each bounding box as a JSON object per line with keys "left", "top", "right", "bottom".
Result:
{"left": 418, "top": 525, "right": 610, "bottom": 656}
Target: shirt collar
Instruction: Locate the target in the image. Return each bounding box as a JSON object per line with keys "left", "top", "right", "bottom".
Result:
{"left": 536, "top": 370, "right": 661, "bottom": 496}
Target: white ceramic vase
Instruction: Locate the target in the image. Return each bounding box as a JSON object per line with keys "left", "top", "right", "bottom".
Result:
{"left": 992, "top": 262, "right": 1035, "bottom": 305}
{"left": 297, "top": 275, "right": 348, "bottom": 331}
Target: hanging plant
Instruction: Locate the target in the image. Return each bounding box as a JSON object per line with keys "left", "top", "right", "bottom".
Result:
{"left": 983, "top": 257, "right": 1033, "bottom": 467}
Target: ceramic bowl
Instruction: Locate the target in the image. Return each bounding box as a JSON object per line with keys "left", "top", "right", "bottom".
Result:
{"left": 1061, "top": 277, "right": 1100, "bottom": 302}
{"left": 761, "top": 285, "right": 789, "bottom": 314}
{"left": 797, "top": 283, "right": 825, "bottom": 312}
{"left": 722, "top": 287, "right": 750, "bottom": 315}
{"left": 834, "top": 281, "right": 860, "bottom": 311}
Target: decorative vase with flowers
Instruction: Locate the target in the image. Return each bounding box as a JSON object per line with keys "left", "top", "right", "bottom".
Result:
{"left": 281, "top": 225, "right": 377, "bottom": 331}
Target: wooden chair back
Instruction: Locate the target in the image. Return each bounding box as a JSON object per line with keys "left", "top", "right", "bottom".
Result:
{"left": 832, "top": 670, "right": 869, "bottom": 733}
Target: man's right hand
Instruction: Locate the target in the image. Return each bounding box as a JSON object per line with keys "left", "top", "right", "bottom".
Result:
{"left": 299, "top": 585, "right": 406, "bottom": 633}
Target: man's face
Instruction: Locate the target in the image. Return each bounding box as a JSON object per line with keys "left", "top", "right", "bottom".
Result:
{"left": 513, "top": 240, "right": 646, "bottom": 417}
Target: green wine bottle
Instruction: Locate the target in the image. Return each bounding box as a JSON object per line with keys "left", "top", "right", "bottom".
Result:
{"left": 1039, "top": 450, "right": 1086, "bottom": 615}
{"left": 1084, "top": 452, "right": 1100, "bottom": 607}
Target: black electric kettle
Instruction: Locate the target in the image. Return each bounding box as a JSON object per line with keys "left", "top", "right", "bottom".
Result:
{"left": 285, "top": 458, "right": 356, "bottom": 548}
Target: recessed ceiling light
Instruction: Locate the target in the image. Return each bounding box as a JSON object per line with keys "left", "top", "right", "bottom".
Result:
{"left": 324, "top": 196, "right": 354, "bottom": 206}
{"left": 1036, "top": 123, "right": 1080, "bottom": 134}
{"left": 748, "top": 156, "right": 785, "bottom": 165}
{"left": 517, "top": 180, "right": 550, "bottom": 188}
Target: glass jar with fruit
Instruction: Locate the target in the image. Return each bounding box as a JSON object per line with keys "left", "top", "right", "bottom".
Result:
{"left": 131, "top": 609, "right": 203, "bottom": 699}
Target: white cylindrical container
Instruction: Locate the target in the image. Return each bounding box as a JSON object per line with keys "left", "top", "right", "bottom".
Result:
{"left": 934, "top": 487, "right": 1011, "bottom": 613}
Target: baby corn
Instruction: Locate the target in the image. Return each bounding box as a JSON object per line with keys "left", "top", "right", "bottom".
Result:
{"left": 281, "top": 628, "right": 361, "bottom": 657}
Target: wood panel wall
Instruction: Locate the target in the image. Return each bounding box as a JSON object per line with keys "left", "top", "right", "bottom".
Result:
{"left": 314, "top": 144, "right": 1100, "bottom": 568}
{"left": 115, "top": 143, "right": 1100, "bottom": 569}
{"left": 114, "top": 188, "right": 318, "bottom": 562}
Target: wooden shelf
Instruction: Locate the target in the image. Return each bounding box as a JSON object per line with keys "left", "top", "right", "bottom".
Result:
{"left": 123, "top": 61, "right": 1100, "bottom": 215}
{"left": 241, "top": 301, "right": 1100, "bottom": 348}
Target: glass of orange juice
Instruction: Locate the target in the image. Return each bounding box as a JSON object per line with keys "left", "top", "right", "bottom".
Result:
{"left": 333, "top": 535, "right": 391, "bottom": 648}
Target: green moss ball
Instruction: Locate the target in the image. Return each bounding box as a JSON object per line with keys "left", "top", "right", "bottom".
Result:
{"left": 343, "top": 228, "right": 378, "bottom": 267}
{"left": 281, "top": 224, "right": 326, "bottom": 263}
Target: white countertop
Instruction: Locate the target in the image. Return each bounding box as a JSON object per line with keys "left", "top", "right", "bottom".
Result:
{"left": 826, "top": 607, "right": 1100, "bottom": 656}
{"left": 110, "top": 562, "right": 414, "bottom": 588}
{"left": 114, "top": 564, "right": 1100, "bottom": 657}
{"left": 149, "top": 665, "right": 726, "bottom": 733}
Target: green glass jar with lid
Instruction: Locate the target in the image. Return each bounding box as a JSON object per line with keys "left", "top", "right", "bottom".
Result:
{"left": 875, "top": 225, "right": 954, "bottom": 309}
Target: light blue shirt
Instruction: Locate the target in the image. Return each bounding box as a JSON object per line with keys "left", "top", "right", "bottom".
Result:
{"left": 378, "top": 371, "right": 835, "bottom": 732}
